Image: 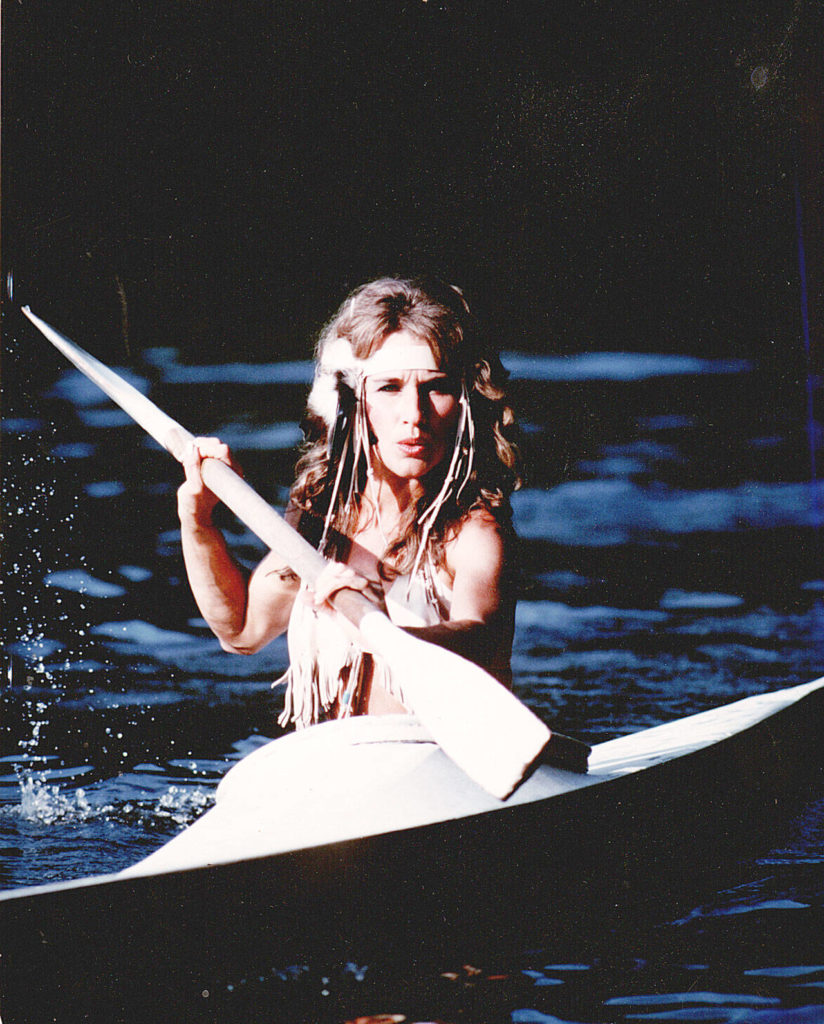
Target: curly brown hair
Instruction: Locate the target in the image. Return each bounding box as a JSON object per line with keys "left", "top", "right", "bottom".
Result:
{"left": 290, "top": 277, "right": 522, "bottom": 577}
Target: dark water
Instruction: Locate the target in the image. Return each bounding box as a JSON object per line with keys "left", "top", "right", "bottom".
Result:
{"left": 2, "top": 321, "right": 824, "bottom": 1023}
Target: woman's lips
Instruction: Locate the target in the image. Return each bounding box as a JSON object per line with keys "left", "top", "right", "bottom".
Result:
{"left": 397, "top": 438, "right": 429, "bottom": 457}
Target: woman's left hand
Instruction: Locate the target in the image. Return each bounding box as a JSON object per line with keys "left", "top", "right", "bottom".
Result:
{"left": 305, "top": 561, "right": 386, "bottom": 650}
{"left": 307, "top": 561, "right": 386, "bottom": 613}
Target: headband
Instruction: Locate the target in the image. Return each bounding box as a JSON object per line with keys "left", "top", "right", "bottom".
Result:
{"left": 307, "top": 336, "right": 442, "bottom": 425}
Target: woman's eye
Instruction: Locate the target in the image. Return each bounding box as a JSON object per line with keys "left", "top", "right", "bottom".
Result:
{"left": 377, "top": 381, "right": 401, "bottom": 393}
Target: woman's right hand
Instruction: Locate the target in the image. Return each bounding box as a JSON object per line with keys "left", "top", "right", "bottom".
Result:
{"left": 177, "top": 437, "right": 243, "bottom": 528}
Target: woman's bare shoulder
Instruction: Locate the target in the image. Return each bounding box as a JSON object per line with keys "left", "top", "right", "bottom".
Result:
{"left": 449, "top": 505, "right": 513, "bottom": 542}
{"left": 445, "top": 507, "right": 511, "bottom": 577}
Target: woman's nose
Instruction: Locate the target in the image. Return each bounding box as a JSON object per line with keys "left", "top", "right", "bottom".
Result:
{"left": 401, "top": 385, "right": 425, "bottom": 425}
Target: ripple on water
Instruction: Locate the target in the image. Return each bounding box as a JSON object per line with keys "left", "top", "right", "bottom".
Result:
{"left": 143, "top": 348, "right": 315, "bottom": 386}
{"left": 45, "top": 569, "right": 126, "bottom": 598}
{"left": 1, "top": 417, "right": 45, "bottom": 434}
{"left": 501, "top": 351, "right": 752, "bottom": 382}
{"left": 605, "top": 990, "right": 782, "bottom": 1006}
{"left": 94, "top": 619, "right": 189, "bottom": 644}
{"left": 660, "top": 590, "right": 746, "bottom": 611}
{"left": 209, "top": 421, "right": 303, "bottom": 451}
{"left": 512, "top": 481, "right": 824, "bottom": 545}
{"left": 745, "top": 967, "right": 824, "bottom": 979}
{"left": 117, "top": 565, "right": 153, "bottom": 582}
{"left": 84, "top": 481, "right": 127, "bottom": 499}
{"left": 51, "top": 441, "right": 97, "bottom": 459}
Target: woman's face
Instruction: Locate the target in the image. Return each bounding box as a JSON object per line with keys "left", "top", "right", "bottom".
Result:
{"left": 363, "top": 330, "right": 460, "bottom": 486}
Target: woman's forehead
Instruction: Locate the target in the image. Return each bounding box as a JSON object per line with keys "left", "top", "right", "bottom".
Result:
{"left": 361, "top": 329, "right": 441, "bottom": 377}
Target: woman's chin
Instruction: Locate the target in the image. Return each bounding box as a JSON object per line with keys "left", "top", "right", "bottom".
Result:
{"left": 376, "top": 457, "right": 441, "bottom": 486}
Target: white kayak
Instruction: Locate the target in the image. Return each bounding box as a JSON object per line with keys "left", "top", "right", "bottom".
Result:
{"left": 1, "top": 677, "right": 822, "bottom": 1024}
{"left": 123, "top": 675, "right": 824, "bottom": 878}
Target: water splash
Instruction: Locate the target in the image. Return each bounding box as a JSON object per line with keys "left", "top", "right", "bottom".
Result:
{"left": 18, "top": 777, "right": 101, "bottom": 825}
{"left": 155, "top": 785, "right": 213, "bottom": 825}
{"left": 10, "top": 776, "right": 213, "bottom": 829}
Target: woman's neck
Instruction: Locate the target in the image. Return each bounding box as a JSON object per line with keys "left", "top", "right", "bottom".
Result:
{"left": 354, "top": 472, "right": 421, "bottom": 548}
{"left": 372, "top": 462, "right": 424, "bottom": 518}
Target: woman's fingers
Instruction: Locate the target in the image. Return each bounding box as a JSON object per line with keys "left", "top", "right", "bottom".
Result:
{"left": 178, "top": 437, "right": 242, "bottom": 525}
{"left": 192, "top": 437, "right": 243, "bottom": 474}
{"left": 184, "top": 438, "right": 243, "bottom": 484}
{"left": 181, "top": 439, "right": 204, "bottom": 485}
{"left": 306, "top": 562, "right": 386, "bottom": 652}
{"left": 308, "top": 562, "right": 382, "bottom": 610}
{"left": 310, "top": 563, "right": 367, "bottom": 607}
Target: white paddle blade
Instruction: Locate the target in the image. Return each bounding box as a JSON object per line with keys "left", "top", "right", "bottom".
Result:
{"left": 359, "top": 612, "right": 551, "bottom": 799}
{"left": 20, "top": 306, "right": 193, "bottom": 459}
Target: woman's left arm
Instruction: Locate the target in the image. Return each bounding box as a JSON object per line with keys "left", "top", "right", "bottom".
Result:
{"left": 407, "top": 511, "right": 515, "bottom": 685}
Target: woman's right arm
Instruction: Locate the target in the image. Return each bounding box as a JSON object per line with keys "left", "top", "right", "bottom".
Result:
{"left": 177, "top": 438, "right": 300, "bottom": 655}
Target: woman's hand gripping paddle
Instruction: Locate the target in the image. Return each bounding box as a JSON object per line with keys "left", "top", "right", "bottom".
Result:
{"left": 22, "top": 306, "right": 553, "bottom": 798}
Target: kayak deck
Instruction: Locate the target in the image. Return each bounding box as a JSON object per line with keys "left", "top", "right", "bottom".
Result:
{"left": 120, "top": 676, "right": 824, "bottom": 879}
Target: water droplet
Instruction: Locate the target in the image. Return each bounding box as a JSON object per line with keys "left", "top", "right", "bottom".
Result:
{"left": 751, "top": 65, "right": 769, "bottom": 90}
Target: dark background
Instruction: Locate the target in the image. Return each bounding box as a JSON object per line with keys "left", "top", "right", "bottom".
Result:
{"left": 2, "top": 0, "right": 822, "bottom": 368}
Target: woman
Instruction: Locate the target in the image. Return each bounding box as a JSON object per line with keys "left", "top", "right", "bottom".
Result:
{"left": 177, "top": 277, "right": 522, "bottom": 728}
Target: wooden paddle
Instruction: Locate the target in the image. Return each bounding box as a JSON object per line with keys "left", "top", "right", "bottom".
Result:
{"left": 22, "top": 305, "right": 553, "bottom": 798}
